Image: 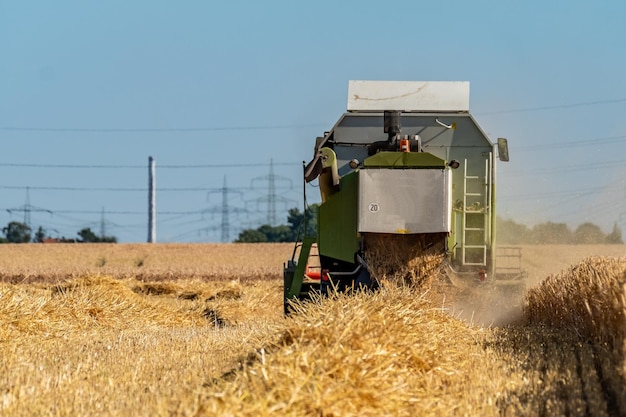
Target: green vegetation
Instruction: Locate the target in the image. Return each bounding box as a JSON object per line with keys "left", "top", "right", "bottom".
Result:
{"left": 237, "top": 209, "right": 622, "bottom": 245}
{"left": 235, "top": 205, "right": 318, "bottom": 243}
{"left": 2, "top": 221, "right": 31, "bottom": 243}
{"left": 0, "top": 222, "right": 118, "bottom": 243}
{"left": 77, "top": 227, "right": 117, "bottom": 243}
{"left": 497, "top": 217, "right": 623, "bottom": 244}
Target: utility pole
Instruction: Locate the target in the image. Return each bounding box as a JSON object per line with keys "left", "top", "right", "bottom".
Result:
{"left": 148, "top": 156, "right": 156, "bottom": 243}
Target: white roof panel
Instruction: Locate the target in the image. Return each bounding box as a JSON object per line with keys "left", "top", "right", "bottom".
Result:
{"left": 347, "top": 80, "right": 470, "bottom": 112}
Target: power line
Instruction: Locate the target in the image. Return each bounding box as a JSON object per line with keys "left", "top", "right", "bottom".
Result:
{"left": 500, "top": 183, "right": 624, "bottom": 202}
{"left": 0, "top": 96, "right": 623, "bottom": 135}
{"left": 0, "top": 185, "right": 145, "bottom": 192}
{"left": 477, "top": 97, "right": 626, "bottom": 115}
{"left": 0, "top": 162, "right": 301, "bottom": 169}
{"left": 515, "top": 135, "right": 626, "bottom": 151}
{"left": 2, "top": 158, "right": 623, "bottom": 190}
{"left": 55, "top": 210, "right": 144, "bottom": 215}
{"left": 3, "top": 209, "right": 205, "bottom": 216}
{"left": 0, "top": 124, "right": 325, "bottom": 133}
{"left": 0, "top": 185, "right": 292, "bottom": 192}
{"left": 502, "top": 159, "right": 626, "bottom": 177}
{"left": 0, "top": 163, "right": 143, "bottom": 169}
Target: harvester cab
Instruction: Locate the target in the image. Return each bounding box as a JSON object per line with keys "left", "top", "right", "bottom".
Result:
{"left": 284, "top": 80, "right": 523, "bottom": 313}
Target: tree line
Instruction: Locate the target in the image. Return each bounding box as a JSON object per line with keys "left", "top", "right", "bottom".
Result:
{"left": 2, "top": 207, "right": 621, "bottom": 245}
{"left": 235, "top": 205, "right": 318, "bottom": 243}
{"left": 0, "top": 221, "right": 117, "bottom": 243}
{"left": 496, "top": 217, "right": 623, "bottom": 245}
{"left": 236, "top": 208, "right": 623, "bottom": 245}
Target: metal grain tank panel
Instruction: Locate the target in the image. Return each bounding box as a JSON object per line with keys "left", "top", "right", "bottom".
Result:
{"left": 358, "top": 169, "right": 451, "bottom": 234}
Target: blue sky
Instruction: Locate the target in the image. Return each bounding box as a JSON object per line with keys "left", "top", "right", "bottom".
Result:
{"left": 1, "top": 1, "right": 625, "bottom": 242}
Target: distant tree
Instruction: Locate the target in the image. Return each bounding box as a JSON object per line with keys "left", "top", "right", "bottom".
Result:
{"left": 2, "top": 221, "right": 31, "bottom": 243}
{"left": 531, "top": 222, "right": 572, "bottom": 244}
{"left": 606, "top": 222, "right": 623, "bottom": 244}
{"left": 496, "top": 217, "right": 530, "bottom": 244}
{"left": 235, "top": 224, "right": 293, "bottom": 243}
{"left": 573, "top": 222, "right": 606, "bottom": 244}
{"left": 235, "top": 205, "right": 319, "bottom": 243}
{"left": 34, "top": 226, "right": 47, "bottom": 243}
{"left": 287, "top": 204, "right": 318, "bottom": 238}
{"left": 234, "top": 229, "right": 268, "bottom": 243}
{"left": 498, "top": 220, "right": 616, "bottom": 244}
{"left": 77, "top": 227, "right": 117, "bottom": 243}
{"left": 78, "top": 227, "right": 99, "bottom": 242}
{"left": 257, "top": 224, "right": 293, "bottom": 242}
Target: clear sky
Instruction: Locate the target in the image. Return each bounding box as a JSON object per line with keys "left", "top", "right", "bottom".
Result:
{"left": 2, "top": 1, "right": 625, "bottom": 242}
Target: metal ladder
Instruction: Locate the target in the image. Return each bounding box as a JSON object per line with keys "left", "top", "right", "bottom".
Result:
{"left": 461, "top": 158, "right": 489, "bottom": 266}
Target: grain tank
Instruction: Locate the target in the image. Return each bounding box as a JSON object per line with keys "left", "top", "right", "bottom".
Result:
{"left": 284, "top": 81, "right": 518, "bottom": 310}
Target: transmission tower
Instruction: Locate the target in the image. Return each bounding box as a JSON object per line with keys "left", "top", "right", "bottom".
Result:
{"left": 202, "top": 176, "right": 246, "bottom": 242}
{"left": 100, "top": 207, "right": 107, "bottom": 239}
{"left": 6, "top": 187, "right": 52, "bottom": 230}
{"left": 250, "top": 159, "right": 295, "bottom": 226}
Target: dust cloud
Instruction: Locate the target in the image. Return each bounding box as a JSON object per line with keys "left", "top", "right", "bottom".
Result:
{"left": 445, "top": 244, "right": 626, "bottom": 327}
{"left": 447, "top": 285, "right": 525, "bottom": 327}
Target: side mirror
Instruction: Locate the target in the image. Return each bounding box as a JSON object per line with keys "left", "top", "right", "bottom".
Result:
{"left": 497, "top": 138, "right": 509, "bottom": 162}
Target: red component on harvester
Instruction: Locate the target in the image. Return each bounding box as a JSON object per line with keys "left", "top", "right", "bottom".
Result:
{"left": 305, "top": 264, "right": 321, "bottom": 280}
{"left": 478, "top": 269, "right": 487, "bottom": 282}
{"left": 321, "top": 269, "right": 330, "bottom": 282}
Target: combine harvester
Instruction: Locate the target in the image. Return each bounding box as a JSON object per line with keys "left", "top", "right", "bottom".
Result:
{"left": 284, "top": 80, "right": 525, "bottom": 312}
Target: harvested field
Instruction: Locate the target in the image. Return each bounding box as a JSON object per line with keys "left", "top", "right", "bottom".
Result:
{"left": 0, "top": 243, "right": 292, "bottom": 283}
{"left": 519, "top": 244, "right": 626, "bottom": 286}
{"left": 0, "top": 243, "right": 625, "bottom": 416}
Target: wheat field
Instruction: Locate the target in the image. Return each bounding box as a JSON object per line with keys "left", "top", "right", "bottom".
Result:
{"left": 0, "top": 243, "right": 625, "bottom": 416}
